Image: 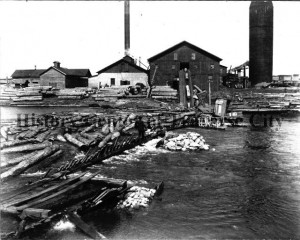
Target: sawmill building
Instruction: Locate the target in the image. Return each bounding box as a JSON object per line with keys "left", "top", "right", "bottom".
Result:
{"left": 89, "top": 56, "right": 148, "bottom": 88}
{"left": 148, "top": 41, "right": 224, "bottom": 92}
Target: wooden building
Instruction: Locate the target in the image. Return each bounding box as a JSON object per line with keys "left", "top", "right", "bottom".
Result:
{"left": 40, "top": 62, "right": 91, "bottom": 89}
{"left": 11, "top": 69, "right": 46, "bottom": 88}
{"left": 148, "top": 41, "right": 223, "bottom": 92}
{"left": 89, "top": 56, "right": 148, "bottom": 88}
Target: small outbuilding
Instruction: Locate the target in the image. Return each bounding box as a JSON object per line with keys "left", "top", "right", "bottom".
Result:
{"left": 148, "top": 41, "right": 224, "bottom": 92}
{"left": 40, "top": 61, "right": 91, "bottom": 89}
{"left": 11, "top": 69, "right": 46, "bottom": 88}
{"left": 89, "top": 56, "right": 149, "bottom": 89}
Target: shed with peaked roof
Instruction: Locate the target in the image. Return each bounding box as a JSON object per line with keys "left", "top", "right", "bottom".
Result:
{"left": 40, "top": 62, "right": 91, "bottom": 89}
{"left": 89, "top": 56, "right": 149, "bottom": 88}
{"left": 148, "top": 41, "right": 224, "bottom": 92}
{"left": 11, "top": 69, "right": 46, "bottom": 87}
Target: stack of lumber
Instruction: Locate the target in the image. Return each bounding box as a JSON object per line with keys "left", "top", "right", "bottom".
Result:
{"left": 13, "top": 89, "right": 43, "bottom": 102}
{"left": 56, "top": 90, "right": 85, "bottom": 99}
{"left": 92, "top": 88, "right": 125, "bottom": 101}
{"left": 0, "top": 88, "right": 17, "bottom": 101}
{"left": 151, "top": 86, "right": 178, "bottom": 101}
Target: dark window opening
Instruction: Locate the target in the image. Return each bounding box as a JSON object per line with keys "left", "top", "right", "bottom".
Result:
{"left": 180, "top": 62, "right": 189, "bottom": 70}
{"left": 110, "top": 78, "right": 115, "bottom": 86}
{"left": 120, "top": 80, "right": 130, "bottom": 85}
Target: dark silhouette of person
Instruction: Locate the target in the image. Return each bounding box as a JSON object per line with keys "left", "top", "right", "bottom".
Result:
{"left": 24, "top": 80, "right": 29, "bottom": 88}
{"left": 135, "top": 116, "right": 146, "bottom": 142}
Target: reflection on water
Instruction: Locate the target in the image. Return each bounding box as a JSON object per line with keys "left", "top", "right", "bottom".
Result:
{"left": 1, "top": 107, "right": 300, "bottom": 239}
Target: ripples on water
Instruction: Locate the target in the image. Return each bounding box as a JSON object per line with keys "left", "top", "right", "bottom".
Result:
{"left": 1, "top": 108, "right": 300, "bottom": 239}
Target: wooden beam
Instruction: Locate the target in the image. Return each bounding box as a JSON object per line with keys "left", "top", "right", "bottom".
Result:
{"left": 3, "top": 172, "right": 87, "bottom": 208}
{"left": 15, "top": 170, "right": 102, "bottom": 211}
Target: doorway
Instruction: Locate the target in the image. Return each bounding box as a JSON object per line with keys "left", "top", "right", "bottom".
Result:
{"left": 180, "top": 62, "right": 190, "bottom": 70}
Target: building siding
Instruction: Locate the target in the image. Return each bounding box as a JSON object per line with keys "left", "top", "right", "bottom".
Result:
{"left": 40, "top": 68, "right": 66, "bottom": 89}
{"left": 149, "top": 45, "right": 221, "bottom": 91}
{"left": 89, "top": 72, "right": 148, "bottom": 88}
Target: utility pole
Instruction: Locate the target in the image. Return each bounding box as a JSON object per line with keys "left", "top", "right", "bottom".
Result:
{"left": 208, "top": 74, "right": 213, "bottom": 107}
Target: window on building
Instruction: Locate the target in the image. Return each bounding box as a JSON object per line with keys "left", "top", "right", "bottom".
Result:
{"left": 110, "top": 78, "right": 115, "bottom": 86}
{"left": 171, "top": 65, "right": 176, "bottom": 70}
{"left": 210, "top": 64, "right": 215, "bottom": 70}
{"left": 191, "top": 53, "right": 196, "bottom": 60}
{"left": 220, "top": 68, "right": 223, "bottom": 74}
{"left": 174, "top": 53, "right": 178, "bottom": 60}
{"left": 120, "top": 80, "right": 130, "bottom": 85}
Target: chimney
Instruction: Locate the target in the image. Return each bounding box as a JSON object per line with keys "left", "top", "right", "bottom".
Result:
{"left": 53, "top": 61, "right": 61, "bottom": 68}
{"left": 124, "top": 0, "right": 130, "bottom": 56}
{"left": 139, "top": 57, "right": 141, "bottom": 67}
{"left": 34, "top": 65, "right": 36, "bottom": 70}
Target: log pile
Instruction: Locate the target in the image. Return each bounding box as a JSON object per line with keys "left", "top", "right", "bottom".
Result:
{"left": 56, "top": 89, "right": 85, "bottom": 99}
{"left": 0, "top": 88, "right": 18, "bottom": 101}
{"left": 92, "top": 87, "right": 126, "bottom": 101}
{"left": 151, "top": 86, "right": 178, "bottom": 101}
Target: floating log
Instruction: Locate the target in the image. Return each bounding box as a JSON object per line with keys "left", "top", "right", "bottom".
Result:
{"left": 1, "top": 151, "right": 39, "bottom": 168}
{"left": 82, "top": 124, "right": 96, "bottom": 133}
{"left": 122, "top": 123, "right": 135, "bottom": 132}
{"left": 98, "top": 133, "right": 113, "bottom": 148}
{"left": 56, "top": 135, "right": 67, "bottom": 142}
{"left": 1, "top": 141, "right": 51, "bottom": 154}
{"left": 16, "top": 130, "right": 31, "bottom": 140}
{"left": 64, "top": 133, "right": 86, "bottom": 149}
{"left": 79, "top": 132, "right": 99, "bottom": 140}
{"left": 1, "top": 145, "right": 60, "bottom": 180}
{"left": 23, "top": 127, "right": 44, "bottom": 139}
{"left": 75, "top": 134, "right": 92, "bottom": 145}
{"left": 35, "top": 130, "right": 51, "bottom": 142}
{"left": 26, "top": 150, "right": 63, "bottom": 173}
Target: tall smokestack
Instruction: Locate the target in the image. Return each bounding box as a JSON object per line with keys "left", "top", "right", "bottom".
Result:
{"left": 249, "top": 1, "right": 273, "bottom": 85}
{"left": 124, "top": 0, "right": 130, "bottom": 56}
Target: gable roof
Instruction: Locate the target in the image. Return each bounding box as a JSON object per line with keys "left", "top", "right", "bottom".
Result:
{"left": 41, "top": 67, "right": 91, "bottom": 77}
{"left": 11, "top": 69, "right": 47, "bottom": 78}
{"left": 97, "top": 56, "right": 148, "bottom": 74}
{"left": 148, "top": 40, "right": 222, "bottom": 62}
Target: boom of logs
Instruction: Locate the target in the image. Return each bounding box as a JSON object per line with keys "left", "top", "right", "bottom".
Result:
{"left": 0, "top": 110, "right": 198, "bottom": 181}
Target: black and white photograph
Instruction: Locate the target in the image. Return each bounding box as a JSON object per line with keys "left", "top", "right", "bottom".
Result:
{"left": 0, "top": 0, "right": 300, "bottom": 239}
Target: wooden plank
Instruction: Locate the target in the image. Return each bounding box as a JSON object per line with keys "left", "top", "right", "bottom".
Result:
{"left": 3, "top": 172, "right": 87, "bottom": 208}
{"left": 15, "top": 170, "right": 102, "bottom": 211}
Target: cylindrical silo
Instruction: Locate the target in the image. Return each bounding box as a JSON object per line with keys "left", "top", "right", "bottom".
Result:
{"left": 124, "top": 0, "right": 130, "bottom": 56}
{"left": 249, "top": 1, "right": 273, "bottom": 85}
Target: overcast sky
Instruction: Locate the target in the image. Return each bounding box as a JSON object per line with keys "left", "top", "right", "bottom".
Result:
{"left": 0, "top": 1, "right": 299, "bottom": 78}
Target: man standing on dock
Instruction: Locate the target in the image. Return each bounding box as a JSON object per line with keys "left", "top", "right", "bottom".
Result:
{"left": 135, "top": 116, "right": 146, "bottom": 143}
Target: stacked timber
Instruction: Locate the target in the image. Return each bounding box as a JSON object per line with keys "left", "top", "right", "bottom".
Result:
{"left": 13, "top": 90, "right": 43, "bottom": 102}
{"left": 92, "top": 87, "right": 125, "bottom": 101}
{"left": 0, "top": 88, "right": 17, "bottom": 101}
{"left": 56, "top": 90, "right": 85, "bottom": 99}
{"left": 151, "top": 86, "right": 178, "bottom": 101}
